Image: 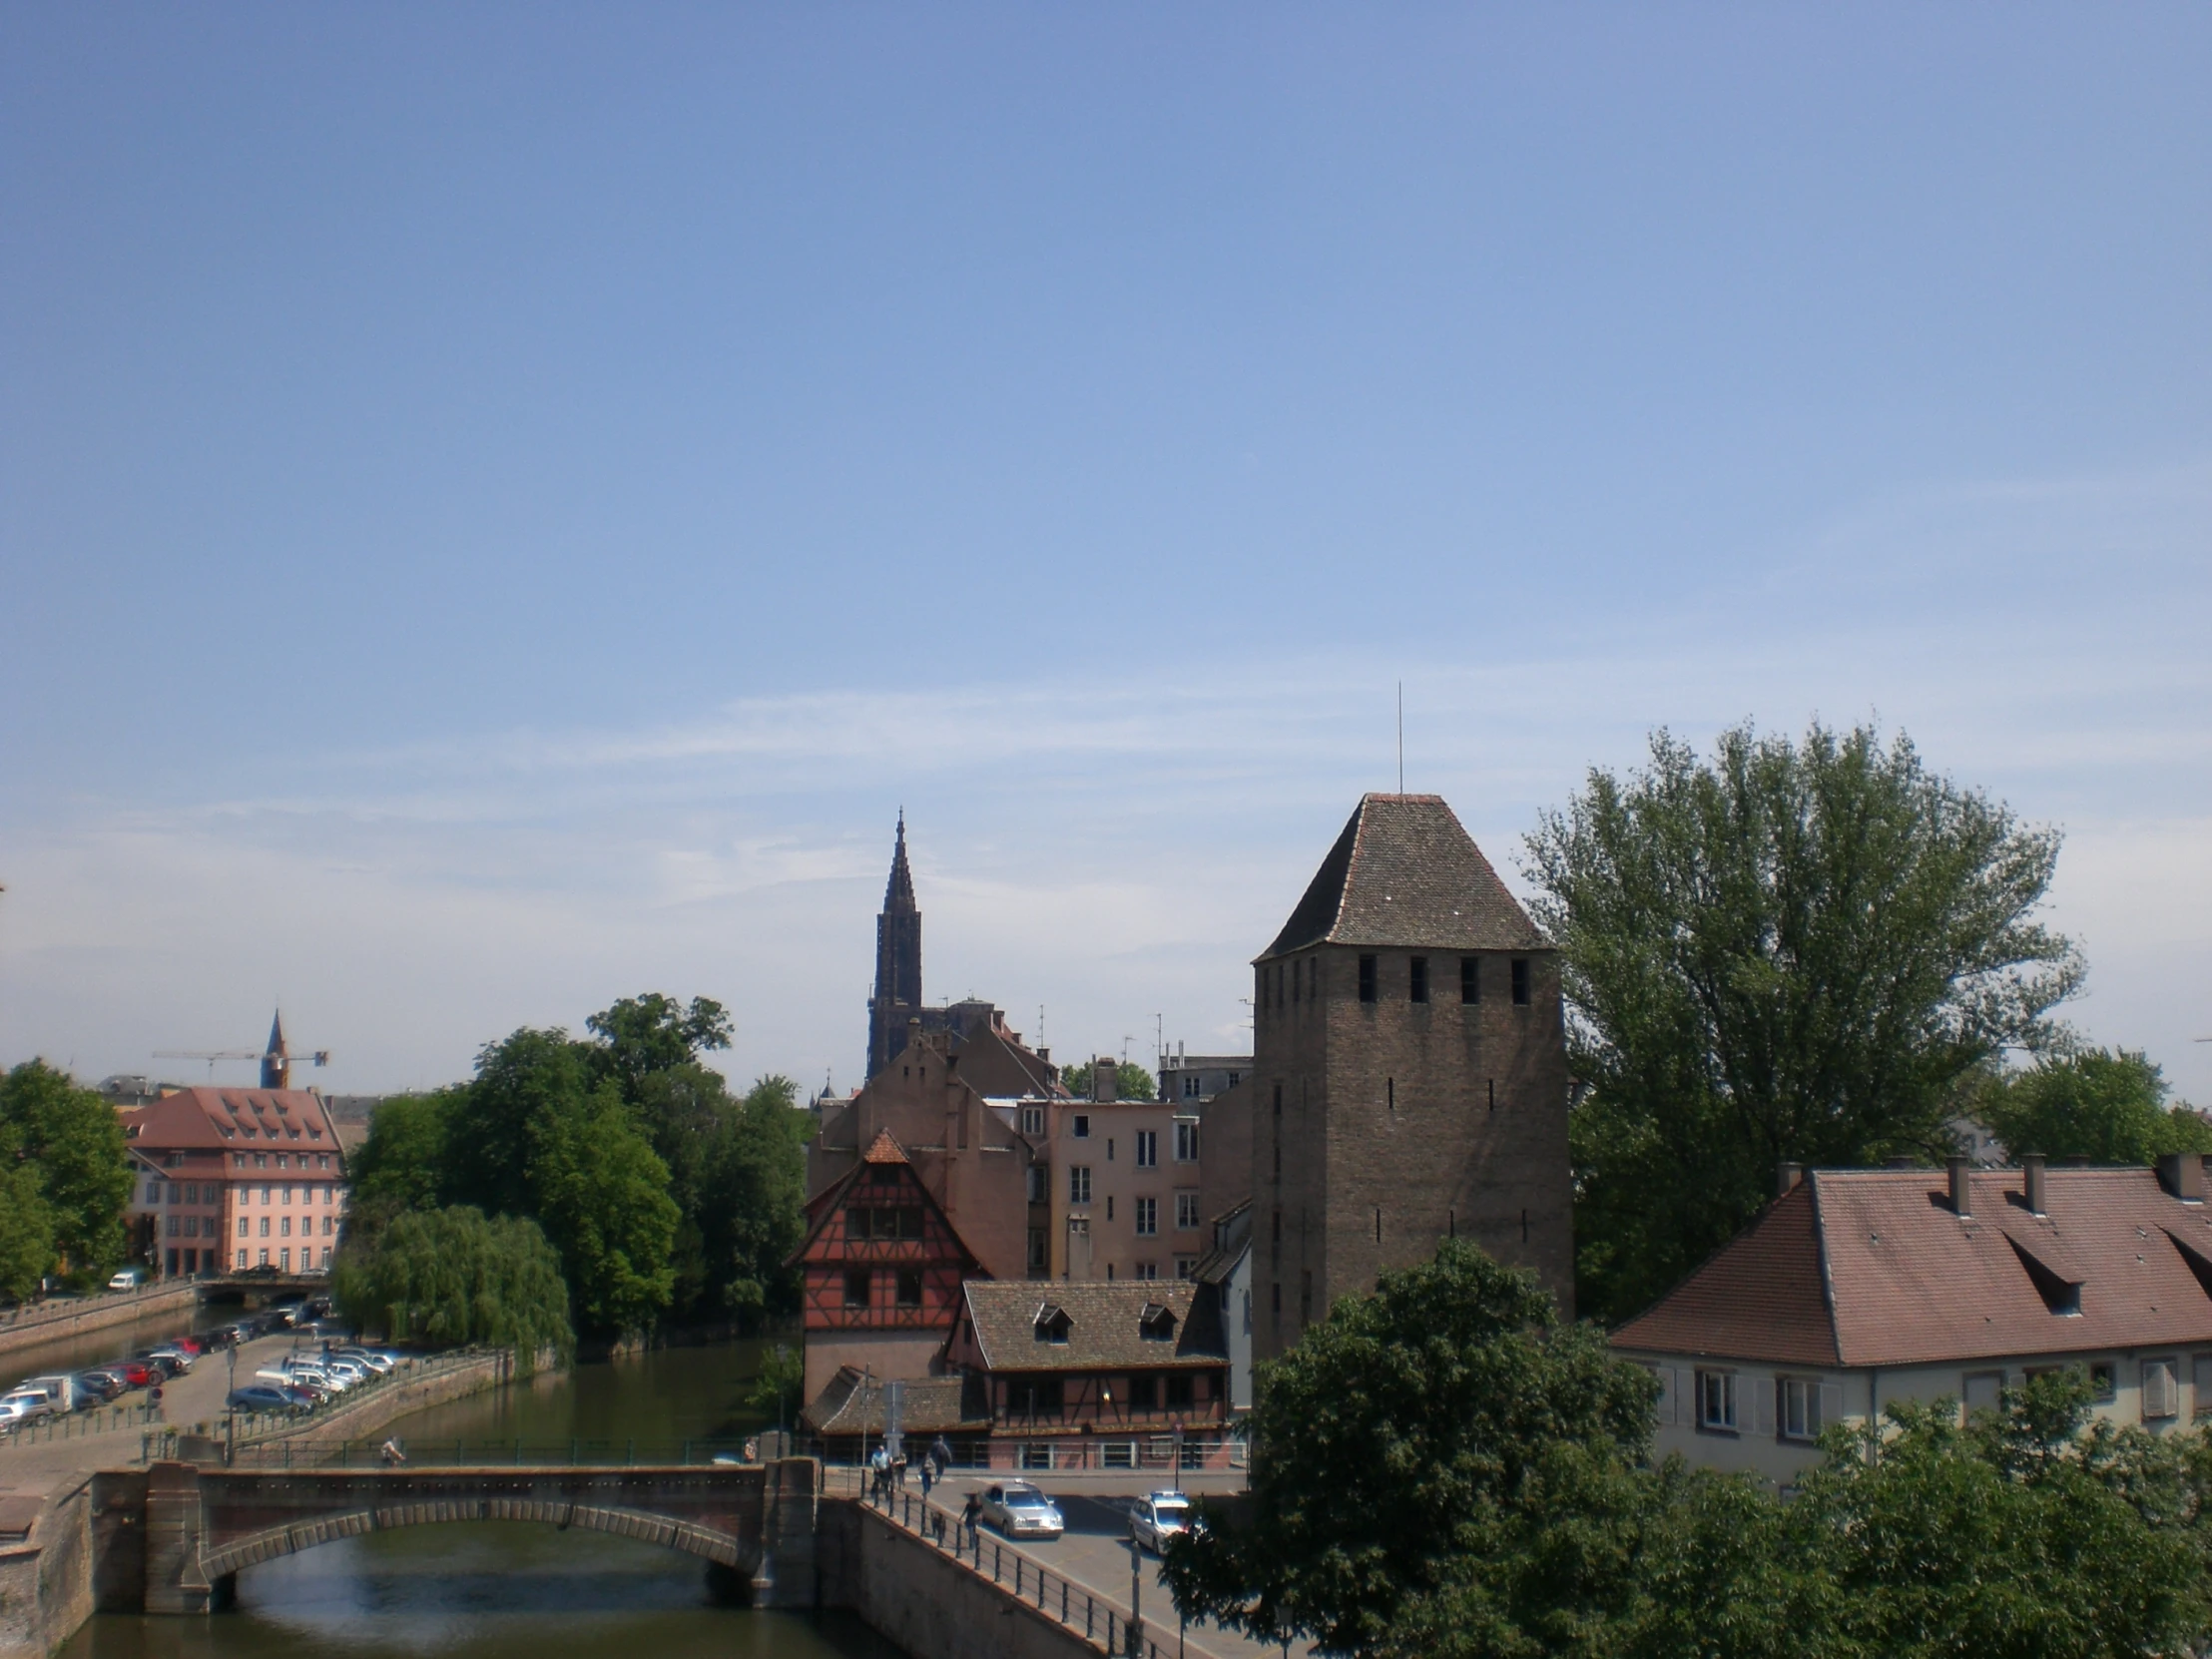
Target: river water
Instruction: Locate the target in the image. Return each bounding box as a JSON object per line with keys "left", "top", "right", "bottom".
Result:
{"left": 58, "top": 1338, "right": 905, "bottom": 1659}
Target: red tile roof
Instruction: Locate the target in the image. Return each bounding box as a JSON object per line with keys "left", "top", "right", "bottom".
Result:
{"left": 120, "top": 1087, "right": 343, "bottom": 1160}
{"left": 862, "top": 1129, "right": 907, "bottom": 1165}
{"left": 1612, "top": 1166, "right": 2212, "bottom": 1369}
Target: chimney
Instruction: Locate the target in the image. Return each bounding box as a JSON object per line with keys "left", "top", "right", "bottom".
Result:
{"left": 1947, "top": 1156, "right": 1972, "bottom": 1218}
{"left": 1093, "top": 1057, "right": 1117, "bottom": 1104}
{"left": 1775, "top": 1162, "right": 1803, "bottom": 1197}
{"left": 2021, "top": 1153, "right": 2047, "bottom": 1216}
{"left": 2158, "top": 1153, "right": 2206, "bottom": 1203}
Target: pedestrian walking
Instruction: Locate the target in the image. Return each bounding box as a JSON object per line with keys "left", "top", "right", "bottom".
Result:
{"left": 960, "top": 1489, "right": 982, "bottom": 1545}
{"left": 868, "top": 1443, "right": 890, "bottom": 1499}
{"left": 918, "top": 1456, "right": 935, "bottom": 1501}
{"left": 929, "top": 1433, "right": 953, "bottom": 1474}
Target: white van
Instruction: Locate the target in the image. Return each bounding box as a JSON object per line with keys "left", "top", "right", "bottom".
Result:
{"left": 107, "top": 1268, "right": 147, "bottom": 1292}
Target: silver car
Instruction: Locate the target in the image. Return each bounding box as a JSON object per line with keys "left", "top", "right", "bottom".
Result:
{"left": 1128, "top": 1491, "right": 1192, "bottom": 1553}
{"left": 980, "top": 1482, "right": 1064, "bottom": 1540}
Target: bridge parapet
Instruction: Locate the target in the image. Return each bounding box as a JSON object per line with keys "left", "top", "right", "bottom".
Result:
{"left": 126, "top": 1460, "right": 820, "bottom": 1614}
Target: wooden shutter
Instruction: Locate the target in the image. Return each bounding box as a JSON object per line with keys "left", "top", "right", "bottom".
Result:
{"left": 2144, "top": 1360, "right": 2177, "bottom": 1420}
{"left": 1754, "top": 1377, "right": 1777, "bottom": 1437}
{"left": 1818, "top": 1382, "right": 1844, "bottom": 1432}
{"left": 1651, "top": 1366, "right": 1676, "bottom": 1426}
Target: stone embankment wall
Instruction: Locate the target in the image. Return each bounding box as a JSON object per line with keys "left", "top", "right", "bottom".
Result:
{"left": 0, "top": 1479, "right": 94, "bottom": 1659}
{"left": 819, "top": 1501, "right": 1113, "bottom": 1659}
{"left": 234, "top": 1349, "right": 514, "bottom": 1454}
{"left": 0, "top": 1287, "right": 200, "bottom": 1366}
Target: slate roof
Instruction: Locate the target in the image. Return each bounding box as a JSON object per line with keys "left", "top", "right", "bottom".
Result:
{"left": 1262, "top": 794, "right": 1544, "bottom": 959}
{"left": 956, "top": 1281, "right": 1224, "bottom": 1373}
{"left": 801, "top": 1367, "right": 984, "bottom": 1435}
{"left": 1612, "top": 1166, "right": 2212, "bottom": 1370}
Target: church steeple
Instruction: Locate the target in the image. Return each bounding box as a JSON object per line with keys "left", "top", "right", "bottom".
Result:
{"left": 261, "top": 1008, "right": 290, "bottom": 1090}
{"left": 867, "top": 815, "right": 925, "bottom": 1078}
{"left": 884, "top": 811, "right": 916, "bottom": 913}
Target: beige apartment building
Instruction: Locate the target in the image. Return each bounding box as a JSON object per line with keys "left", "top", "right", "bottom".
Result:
{"left": 1032, "top": 1060, "right": 1204, "bottom": 1283}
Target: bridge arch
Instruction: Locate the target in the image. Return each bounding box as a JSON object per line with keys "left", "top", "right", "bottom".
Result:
{"left": 200, "top": 1497, "right": 753, "bottom": 1583}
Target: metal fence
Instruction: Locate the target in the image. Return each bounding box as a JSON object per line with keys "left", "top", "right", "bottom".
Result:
{"left": 222, "top": 1435, "right": 774, "bottom": 1470}
{"left": 856, "top": 1476, "right": 1261, "bottom": 1659}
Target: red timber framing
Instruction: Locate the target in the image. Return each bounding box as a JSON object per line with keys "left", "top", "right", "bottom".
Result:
{"left": 790, "top": 1129, "right": 984, "bottom": 1337}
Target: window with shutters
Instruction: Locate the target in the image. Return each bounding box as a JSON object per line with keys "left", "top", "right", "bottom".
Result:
{"left": 2144, "top": 1358, "right": 2180, "bottom": 1420}
{"left": 2194, "top": 1355, "right": 2212, "bottom": 1417}
{"left": 1696, "top": 1370, "right": 1738, "bottom": 1432}
{"left": 1780, "top": 1377, "right": 1826, "bottom": 1441}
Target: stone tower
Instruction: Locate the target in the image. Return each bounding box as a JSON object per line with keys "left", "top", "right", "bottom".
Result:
{"left": 261, "top": 1009, "right": 290, "bottom": 1090}
{"left": 866, "top": 815, "right": 924, "bottom": 1078}
{"left": 1249, "top": 793, "right": 1571, "bottom": 1362}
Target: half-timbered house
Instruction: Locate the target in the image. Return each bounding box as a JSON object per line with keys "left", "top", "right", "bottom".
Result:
{"left": 942, "top": 1280, "right": 1235, "bottom": 1470}
{"left": 792, "top": 1129, "right": 985, "bottom": 1397}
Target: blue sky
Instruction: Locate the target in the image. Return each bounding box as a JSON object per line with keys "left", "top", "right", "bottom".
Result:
{"left": 3, "top": 5, "right": 2207, "bottom": 1101}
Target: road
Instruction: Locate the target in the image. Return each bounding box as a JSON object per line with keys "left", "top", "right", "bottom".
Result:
{"left": 927, "top": 1470, "right": 1309, "bottom": 1659}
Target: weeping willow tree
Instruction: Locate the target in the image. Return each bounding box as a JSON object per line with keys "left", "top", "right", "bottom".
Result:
{"left": 333, "top": 1206, "right": 574, "bottom": 1371}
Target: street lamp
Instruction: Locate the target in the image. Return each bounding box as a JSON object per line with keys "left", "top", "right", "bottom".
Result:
{"left": 1127, "top": 1532, "right": 1144, "bottom": 1657}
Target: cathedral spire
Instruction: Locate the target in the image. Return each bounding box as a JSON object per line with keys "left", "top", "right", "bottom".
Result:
{"left": 262, "top": 1008, "right": 290, "bottom": 1091}
{"left": 884, "top": 810, "right": 916, "bottom": 912}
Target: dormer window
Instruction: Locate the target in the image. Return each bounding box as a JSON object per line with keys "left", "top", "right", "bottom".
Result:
{"left": 1034, "top": 1304, "right": 1073, "bottom": 1344}
{"left": 1139, "top": 1303, "right": 1178, "bottom": 1342}
{"left": 2007, "top": 1237, "right": 2082, "bottom": 1316}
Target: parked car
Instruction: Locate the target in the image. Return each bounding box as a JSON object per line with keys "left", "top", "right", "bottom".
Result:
{"left": 979, "top": 1482, "right": 1065, "bottom": 1541}
{"left": 337, "top": 1348, "right": 397, "bottom": 1375}
{"left": 110, "top": 1362, "right": 156, "bottom": 1389}
{"left": 107, "top": 1268, "right": 147, "bottom": 1292}
{"left": 144, "top": 1346, "right": 194, "bottom": 1373}
{"left": 77, "top": 1371, "right": 126, "bottom": 1402}
{"left": 1128, "top": 1491, "right": 1193, "bottom": 1553}
{"left": 0, "top": 1388, "right": 58, "bottom": 1422}
{"left": 226, "top": 1385, "right": 300, "bottom": 1413}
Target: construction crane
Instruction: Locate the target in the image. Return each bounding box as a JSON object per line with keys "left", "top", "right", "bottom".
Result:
{"left": 155, "top": 1010, "right": 329, "bottom": 1088}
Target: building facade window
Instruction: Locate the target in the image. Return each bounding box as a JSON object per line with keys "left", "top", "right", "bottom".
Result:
{"left": 1511, "top": 957, "right": 1531, "bottom": 1005}
{"left": 1020, "top": 1105, "right": 1045, "bottom": 1136}
{"left": 1071, "top": 1115, "right": 1091, "bottom": 1139}
{"left": 1780, "top": 1377, "right": 1825, "bottom": 1441}
{"left": 1028, "top": 1229, "right": 1048, "bottom": 1272}
{"left": 1409, "top": 956, "right": 1428, "bottom": 1003}
{"left": 1175, "top": 1121, "right": 1200, "bottom": 1162}
{"left": 1696, "top": 1371, "right": 1738, "bottom": 1431}
{"left": 1182, "top": 1075, "right": 1201, "bottom": 1098}
{"left": 843, "top": 1269, "right": 872, "bottom": 1309}
{"left": 2144, "top": 1358, "right": 2181, "bottom": 1420}
{"left": 259, "top": 1217, "right": 271, "bottom": 1238}
{"left": 1175, "top": 1192, "right": 1201, "bottom": 1230}
{"left": 1027, "top": 1165, "right": 1049, "bottom": 1203}
{"left": 1358, "top": 954, "right": 1378, "bottom": 1002}
{"left": 1135, "top": 1130, "right": 1158, "bottom": 1168}
{"left": 1175, "top": 1256, "right": 1197, "bottom": 1279}
{"left": 1069, "top": 1166, "right": 1092, "bottom": 1205}
{"left": 1135, "top": 1261, "right": 1159, "bottom": 1280}
{"left": 1135, "top": 1197, "right": 1158, "bottom": 1236}
{"left": 1460, "top": 956, "right": 1479, "bottom": 1003}
{"left": 895, "top": 1269, "right": 923, "bottom": 1308}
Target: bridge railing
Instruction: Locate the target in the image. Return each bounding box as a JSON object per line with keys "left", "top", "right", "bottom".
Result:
{"left": 222, "top": 1436, "right": 782, "bottom": 1469}
{"left": 855, "top": 1477, "right": 1256, "bottom": 1659}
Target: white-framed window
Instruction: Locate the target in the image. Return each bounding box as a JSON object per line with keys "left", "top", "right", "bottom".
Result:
{"left": 1021, "top": 1104, "right": 1045, "bottom": 1137}
{"left": 1175, "top": 1192, "right": 1202, "bottom": 1231}
{"left": 1174, "top": 1122, "right": 1200, "bottom": 1163}
{"left": 1069, "top": 1166, "right": 1092, "bottom": 1205}
{"left": 1135, "top": 1197, "right": 1158, "bottom": 1236}
{"left": 1136, "top": 1131, "right": 1158, "bottom": 1169}
{"left": 319, "top": 1247, "right": 331, "bottom": 1268}
{"left": 257, "top": 1249, "right": 270, "bottom": 1267}
{"left": 1182, "top": 1076, "right": 1200, "bottom": 1098}
{"left": 1780, "top": 1377, "right": 1826, "bottom": 1441}
{"left": 1135, "top": 1261, "right": 1159, "bottom": 1281}
{"left": 1697, "top": 1370, "right": 1738, "bottom": 1432}
{"left": 2144, "top": 1358, "right": 2180, "bottom": 1420}
{"left": 166, "top": 1216, "right": 180, "bottom": 1237}
{"left": 278, "top": 1248, "right": 291, "bottom": 1271}
{"left": 238, "top": 1218, "right": 249, "bottom": 1238}
{"left": 145, "top": 1182, "right": 159, "bottom": 1204}
{"left": 236, "top": 1249, "right": 248, "bottom": 1270}
{"left": 259, "top": 1217, "right": 271, "bottom": 1238}
{"left": 1174, "top": 1256, "right": 1197, "bottom": 1280}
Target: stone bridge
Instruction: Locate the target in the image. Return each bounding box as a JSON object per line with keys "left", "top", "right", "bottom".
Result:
{"left": 97, "top": 1460, "right": 820, "bottom": 1614}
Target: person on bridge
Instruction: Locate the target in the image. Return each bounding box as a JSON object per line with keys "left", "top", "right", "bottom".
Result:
{"left": 928, "top": 1433, "right": 953, "bottom": 1475}
{"left": 918, "top": 1454, "right": 935, "bottom": 1502}
{"left": 380, "top": 1437, "right": 407, "bottom": 1466}
{"left": 868, "top": 1444, "right": 889, "bottom": 1498}
{"left": 960, "top": 1489, "right": 981, "bottom": 1545}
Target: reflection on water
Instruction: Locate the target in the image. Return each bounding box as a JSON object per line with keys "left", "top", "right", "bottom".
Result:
{"left": 2, "top": 1298, "right": 238, "bottom": 1392}
{"left": 62, "top": 1523, "right": 900, "bottom": 1659}
{"left": 61, "top": 1340, "right": 904, "bottom": 1659}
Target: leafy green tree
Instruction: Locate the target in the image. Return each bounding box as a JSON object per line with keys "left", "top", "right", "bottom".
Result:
{"left": 0, "top": 1161, "right": 56, "bottom": 1302}
{"left": 444, "top": 1027, "right": 592, "bottom": 1219}
{"left": 745, "top": 1340, "right": 804, "bottom": 1424}
{"left": 332, "top": 1205, "right": 573, "bottom": 1368}
{"left": 1058, "top": 1059, "right": 1157, "bottom": 1101}
{"left": 697, "top": 1074, "right": 810, "bottom": 1319}
{"left": 585, "top": 993, "right": 732, "bottom": 1103}
{"left": 527, "top": 1084, "right": 680, "bottom": 1338}
{"left": 342, "top": 1088, "right": 458, "bottom": 1239}
{"left": 0, "top": 1060, "right": 133, "bottom": 1282}
{"left": 1162, "top": 1240, "right": 1656, "bottom": 1654}
{"left": 1524, "top": 721, "right": 2080, "bottom": 1324}
{"left": 1967, "top": 1048, "right": 2211, "bottom": 1165}
{"left": 1800, "top": 1373, "right": 2210, "bottom": 1659}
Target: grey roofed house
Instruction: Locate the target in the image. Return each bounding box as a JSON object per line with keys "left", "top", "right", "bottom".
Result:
{"left": 1260, "top": 793, "right": 1545, "bottom": 960}
{"left": 948, "top": 1281, "right": 1226, "bottom": 1374}
{"left": 800, "top": 1366, "right": 985, "bottom": 1438}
